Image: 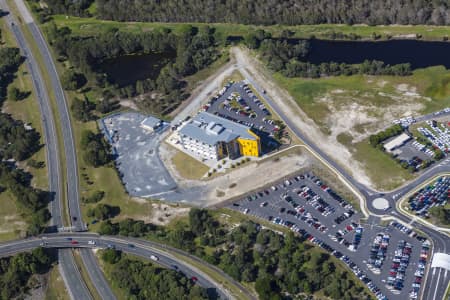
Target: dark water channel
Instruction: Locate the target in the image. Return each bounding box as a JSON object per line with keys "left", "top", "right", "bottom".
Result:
{"left": 304, "top": 39, "right": 450, "bottom": 69}
{"left": 98, "top": 52, "right": 174, "bottom": 87}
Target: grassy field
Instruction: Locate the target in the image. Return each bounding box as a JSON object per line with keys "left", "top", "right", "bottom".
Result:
{"left": 0, "top": 192, "right": 27, "bottom": 241}
{"left": 274, "top": 66, "right": 450, "bottom": 131}
{"left": 170, "top": 148, "right": 210, "bottom": 180}
{"left": 48, "top": 15, "right": 450, "bottom": 41}
{"left": 45, "top": 266, "right": 70, "bottom": 300}
{"left": 274, "top": 66, "right": 450, "bottom": 189}
{"left": 352, "top": 141, "right": 414, "bottom": 190}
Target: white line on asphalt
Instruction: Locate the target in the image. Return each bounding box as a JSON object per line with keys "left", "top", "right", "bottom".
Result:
{"left": 432, "top": 268, "right": 442, "bottom": 300}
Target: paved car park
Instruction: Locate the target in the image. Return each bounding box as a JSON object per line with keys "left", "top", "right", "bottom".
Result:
{"left": 227, "top": 172, "right": 430, "bottom": 300}
{"left": 408, "top": 176, "right": 450, "bottom": 217}
{"left": 418, "top": 120, "right": 450, "bottom": 153}
{"left": 99, "top": 112, "right": 177, "bottom": 197}
{"left": 204, "top": 81, "right": 282, "bottom": 152}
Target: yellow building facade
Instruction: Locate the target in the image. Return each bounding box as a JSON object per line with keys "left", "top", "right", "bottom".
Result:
{"left": 237, "top": 130, "right": 261, "bottom": 157}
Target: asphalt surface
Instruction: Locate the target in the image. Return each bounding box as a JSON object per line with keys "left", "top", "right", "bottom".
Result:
{"left": 79, "top": 248, "right": 117, "bottom": 300}
{"left": 227, "top": 173, "right": 429, "bottom": 300}
{"left": 99, "top": 112, "right": 177, "bottom": 197}
{"left": 206, "top": 82, "right": 276, "bottom": 134}
{"left": 59, "top": 249, "right": 93, "bottom": 300}
{"left": 26, "top": 21, "right": 83, "bottom": 231}
{"left": 0, "top": 233, "right": 258, "bottom": 300}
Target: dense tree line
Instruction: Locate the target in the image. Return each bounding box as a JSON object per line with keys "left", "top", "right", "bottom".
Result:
{"left": 87, "top": 203, "right": 120, "bottom": 220}
{"left": 80, "top": 129, "right": 111, "bottom": 167}
{"left": 88, "top": 0, "right": 450, "bottom": 26}
{"left": 98, "top": 209, "right": 372, "bottom": 299}
{"left": 45, "top": 23, "right": 219, "bottom": 115}
{"left": 0, "top": 248, "right": 54, "bottom": 300}
{"left": 0, "top": 113, "right": 41, "bottom": 161}
{"left": 101, "top": 250, "right": 211, "bottom": 300}
{"left": 257, "top": 38, "right": 412, "bottom": 78}
{"left": 32, "top": 0, "right": 93, "bottom": 17}
{"left": 368, "top": 124, "right": 404, "bottom": 147}
{"left": 0, "top": 48, "right": 22, "bottom": 102}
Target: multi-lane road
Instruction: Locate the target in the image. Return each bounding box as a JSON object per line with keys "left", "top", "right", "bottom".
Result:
{"left": 0, "top": 233, "right": 256, "bottom": 300}
{"left": 0, "top": 1, "right": 113, "bottom": 299}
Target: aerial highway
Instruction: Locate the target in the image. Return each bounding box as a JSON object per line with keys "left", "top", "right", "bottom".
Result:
{"left": 1, "top": 1, "right": 114, "bottom": 299}
{"left": 0, "top": 233, "right": 257, "bottom": 300}
{"left": 0, "top": 1, "right": 93, "bottom": 299}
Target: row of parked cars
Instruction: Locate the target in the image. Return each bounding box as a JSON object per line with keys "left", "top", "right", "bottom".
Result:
{"left": 296, "top": 185, "right": 335, "bottom": 216}
{"left": 389, "top": 221, "right": 427, "bottom": 243}
{"left": 409, "top": 242, "right": 430, "bottom": 299}
{"left": 387, "top": 240, "right": 412, "bottom": 291}
{"left": 368, "top": 233, "right": 390, "bottom": 273}
{"left": 408, "top": 176, "right": 450, "bottom": 217}
{"left": 241, "top": 83, "right": 271, "bottom": 116}
{"left": 327, "top": 221, "right": 363, "bottom": 252}
{"left": 419, "top": 120, "right": 450, "bottom": 153}
{"left": 280, "top": 192, "right": 329, "bottom": 233}
{"left": 269, "top": 213, "right": 387, "bottom": 300}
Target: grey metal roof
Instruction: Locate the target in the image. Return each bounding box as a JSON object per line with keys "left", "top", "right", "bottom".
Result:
{"left": 141, "top": 115, "right": 161, "bottom": 129}
{"left": 179, "top": 112, "right": 256, "bottom": 146}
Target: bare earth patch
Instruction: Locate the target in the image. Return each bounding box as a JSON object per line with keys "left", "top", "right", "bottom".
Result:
{"left": 148, "top": 202, "right": 190, "bottom": 225}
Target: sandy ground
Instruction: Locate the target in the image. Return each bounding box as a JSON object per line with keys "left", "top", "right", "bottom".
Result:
{"left": 131, "top": 197, "right": 190, "bottom": 225}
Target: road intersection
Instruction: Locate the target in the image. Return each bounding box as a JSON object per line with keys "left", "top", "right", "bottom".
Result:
{"left": 0, "top": 2, "right": 448, "bottom": 299}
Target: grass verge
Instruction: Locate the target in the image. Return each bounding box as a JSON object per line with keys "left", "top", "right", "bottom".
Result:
{"left": 45, "top": 266, "right": 70, "bottom": 300}
{"left": 0, "top": 192, "right": 27, "bottom": 241}
{"left": 170, "top": 148, "right": 210, "bottom": 180}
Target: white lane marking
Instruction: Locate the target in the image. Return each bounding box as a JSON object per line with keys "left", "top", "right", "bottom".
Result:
{"left": 432, "top": 268, "right": 443, "bottom": 300}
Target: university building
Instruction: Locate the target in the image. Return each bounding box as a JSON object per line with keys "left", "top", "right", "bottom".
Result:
{"left": 178, "top": 112, "right": 260, "bottom": 161}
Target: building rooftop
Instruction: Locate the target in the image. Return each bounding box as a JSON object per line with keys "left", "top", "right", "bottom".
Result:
{"left": 141, "top": 115, "right": 161, "bottom": 129}
{"left": 384, "top": 132, "right": 411, "bottom": 151}
{"left": 431, "top": 253, "right": 450, "bottom": 271}
{"left": 179, "top": 112, "right": 257, "bottom": 146}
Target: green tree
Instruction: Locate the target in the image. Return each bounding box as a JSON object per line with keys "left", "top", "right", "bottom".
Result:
{"left": 61, "top": 69, "right": 86, "bottom": 90}
{"left": 102, "top": 249, "right": 122, "bottom": 264}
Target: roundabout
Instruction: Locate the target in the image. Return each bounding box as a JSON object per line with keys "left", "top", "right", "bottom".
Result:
{"left": 372, "top": 197, "right": 390, "bottom": 210}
